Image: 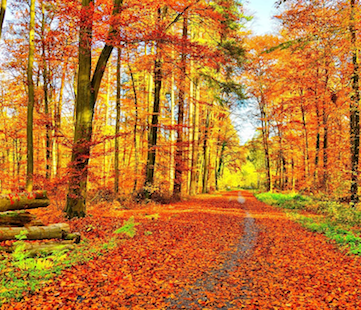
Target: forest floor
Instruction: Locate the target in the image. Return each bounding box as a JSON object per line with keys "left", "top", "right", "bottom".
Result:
{"left": 2, "top": 190, "right": 361, "bottom": 309}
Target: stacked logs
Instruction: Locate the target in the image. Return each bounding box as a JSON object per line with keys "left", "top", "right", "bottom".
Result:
{"left": 0, "top": 191, "right": 80, "bottom": 255}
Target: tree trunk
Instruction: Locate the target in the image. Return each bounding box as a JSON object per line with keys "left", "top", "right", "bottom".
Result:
{"left": 259, "top": 95, "right": 272, "bottom": 192}
{"left": 41, "top": 1, "right": 51, "bottom": 180}
{"left": 128, "top": 60, "right": 139, "bottom": 193}
{"left": 65, "top": 0, "right": 94, "bottom": 218}
{"left": 26, "top": 0, "right": 35, "bottom": 192}
{"left": 321, "top": 86, "right": 330, "bottom": 194}
{"left": 313, "top": 68, "right": 321, "bottom": 188}
{"left": 0, "top": 0, "right": 6, "bottom": 39}
{"left": 350, "top": 0, "right": 360, "bottom": 206}
{"left": 173, "top": 14, "right": 188, "bottom": 197}
{"left": 202, "top": 108, "right": 211, "bottom": 194}
{"left": 314, "top": 101, "right": 321, "bottom": 187}
{"left": 282, "top": 156, "right": 287, "bottom": 190}
{"left": 291, "top": 157, "right": 295, "bottom": 192}
{"left": 187, "top": 60, "right": 194, "bottom": 193}
{"left": 145, "top": 30, "right": 162, "bottom": 194}
{"left": 300, "top": 100, "right": 310, "bottom": 188}
{"left": 216, "top": 140, "right": 226, "bottom": 191}
{"left": 189, "top": 80, "right": 200, "bottom": 195}
{"left": 65, "top": 0, "right": 123, "bottom": 218}
{"left": 55, "top": 55, "right": 67, "bottom": 177}
{"left": 114, "top": 48, "right": 121, "bottom": 194}
{"left": 0, "top": 223, "right": 70, "bottom": 241}
{"left": 169, "top": 63, "right": 176, "bottom": 194}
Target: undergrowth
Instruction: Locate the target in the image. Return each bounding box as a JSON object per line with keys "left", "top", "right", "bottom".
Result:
{"left": 288, "top": 213, "right": 361, "bottom": 255}
{"left": 256, "top": 192, "right": 361, "bottom": 255}
{"left": 0, "top": 215, "right": 140, "bottom": 306}
{"left": 114, "top": 216, "right": 139, "bottom": 238}
{"left": 0, "top": 239, "right": 99, "bottom": 305}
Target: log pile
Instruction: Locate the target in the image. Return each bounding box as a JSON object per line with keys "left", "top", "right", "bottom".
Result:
{"left": 0, "top": 190, "right": 50, "bottom": 212}
{"left": 0, "top": 191, "right": 80, "bottom": 248}
{"left": 0, "top": 239, "right": 79, "bottom": 257}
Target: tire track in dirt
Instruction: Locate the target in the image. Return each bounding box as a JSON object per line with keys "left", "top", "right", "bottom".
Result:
{"left": 167, "top": 191, "right": 257, "bottom": 309}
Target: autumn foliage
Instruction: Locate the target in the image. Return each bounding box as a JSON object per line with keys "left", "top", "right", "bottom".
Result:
{"left": 2, "top": 0, "right": 361, "bottom": 308}
{"left": 243, "top": 0, "right": 361, "bottom": 203}
{"left": 0, "top": 0, "right": 245, "bottom": 216}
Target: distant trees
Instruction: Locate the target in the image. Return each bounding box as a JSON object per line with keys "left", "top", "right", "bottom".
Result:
{"left": 246, "top": 0, "right": 361, "bottom": 203}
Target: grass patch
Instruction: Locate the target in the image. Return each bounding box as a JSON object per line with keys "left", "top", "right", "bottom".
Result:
{"left": 0, "top": 242, "right": 82, "bottom": 305}
{"left": 289, "top": 212, "right": 361, "bottom": 255}
{"left": 256, "top": 192, "right": 311, "bottom": 210}
{"left": 256, "top": 192, "right": 361, "bottom": 255}
{"left": 0, "top": 233, "right": 126, "bottom": 305}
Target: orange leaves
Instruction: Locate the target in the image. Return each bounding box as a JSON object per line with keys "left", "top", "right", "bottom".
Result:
{"left": 5, "top": 191, "right": 361, "bottom": 309}
{"left": 240, "top": 192, "right": 361, "bottom": 309}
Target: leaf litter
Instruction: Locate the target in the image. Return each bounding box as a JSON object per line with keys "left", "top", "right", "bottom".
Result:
{"left": 2, "top": 191, "right": 361, "bottom": 309}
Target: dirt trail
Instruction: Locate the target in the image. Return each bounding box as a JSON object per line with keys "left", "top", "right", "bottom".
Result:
{"left": 167, "top": 192, "right": 257, "bottom": 309}
{"left": 3, "top": 191, "right": 361, "bottom": 309}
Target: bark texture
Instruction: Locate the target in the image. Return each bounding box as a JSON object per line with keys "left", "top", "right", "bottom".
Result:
{"left": 0, "top": 223, "right": 70, "bottom": 241}
{"left": 0, "top": 211, "right": 44, "bottom": 227}
{"left": 0, "top": 191, "right": 49, "bottom": 212}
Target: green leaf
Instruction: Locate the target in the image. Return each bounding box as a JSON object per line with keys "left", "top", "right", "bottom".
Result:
{"left": 114, "top": 216, "right": 139, "bottom": 238}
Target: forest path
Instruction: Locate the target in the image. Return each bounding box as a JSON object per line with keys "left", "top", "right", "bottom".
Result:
{"left": 166, "top": 191, "right": 257, "bottom": 309}
{"left": 3, "top": 191, "right": 361, "bottom": 309}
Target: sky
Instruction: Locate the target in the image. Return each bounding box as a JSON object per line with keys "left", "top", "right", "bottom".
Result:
{"left": 245, "top": 0, "right": 278, "bottom": 35}
{"left": 237, "top": 1, "right": 277, "bottom": 145}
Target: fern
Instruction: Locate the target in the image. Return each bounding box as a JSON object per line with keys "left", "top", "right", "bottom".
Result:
{"left": 114, "top": 216, "right": 139, "bottom": 238}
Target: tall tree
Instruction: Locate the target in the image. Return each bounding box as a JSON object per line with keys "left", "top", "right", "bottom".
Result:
{"left": 114, "top": 48, "right": 121, "bottom": 194}
{"left": 144, "top": 5, "right": 191, "bottom": 195}
{"left": 65, "top": 0, "right": 123, "bottom": 218}
{"left": 349, "top": 0, "right": 360, "bottom": 206}
{"left": 173, "top": 13, "right": 188, "bottom": 197}
{"left": 26, "top": 0, "right": 36, "bottom": 192}
{"left": 41, "top": 0, "right": 51, "bottom": 180}
{"left": 144, "top": 27, "right": 162, "bottom": 195}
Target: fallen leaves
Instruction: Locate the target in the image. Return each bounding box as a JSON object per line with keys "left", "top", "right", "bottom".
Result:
{"left": 2, "top": 191, "right": 361, "bottom": 309}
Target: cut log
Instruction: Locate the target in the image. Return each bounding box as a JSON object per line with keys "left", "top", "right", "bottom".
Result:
{"left": 63, "top": 232, "right": 81, "bottom": 243}
{"left": 0, "top": 211, "right": 44, "bottom": 227}
{"left": 0, "top": 191, "right": 50, "bottom": 212}
{"left": 0, "top": 223, "right": 70, "bottom": 241}
{"left": 0, "top": 241, "right": 76, "bottom": 257}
